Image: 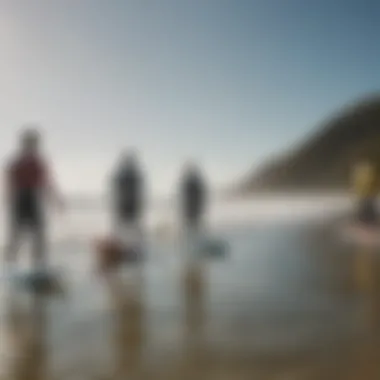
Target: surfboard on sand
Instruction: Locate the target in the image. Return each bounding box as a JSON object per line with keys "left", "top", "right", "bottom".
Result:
{"left": 340, "top": 222, "right": 380, "bottom": 246}
{"left": 184, "top": 230, "right": 229, "bottom": 258}
{"left": 3, "top": 268, "right": 65, "bottom": 295}
{"left": 199, "top": 238, "right": 229, "bottom": 258}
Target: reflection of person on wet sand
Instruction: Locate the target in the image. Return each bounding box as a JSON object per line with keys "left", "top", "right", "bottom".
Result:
{"left": 354, "top": 246, "right": 380, "bottom": 331}
{"left": 106, "top": 275, "right": 145, "bottom": 378}
{"left": 183, "top": 262, "right": 205, "bottom": 333}
{"left": 4, "top": 294, "right": 48, "bottom": 380}
{"left": 181, "top": 261, "right": 207, "bottom": 372}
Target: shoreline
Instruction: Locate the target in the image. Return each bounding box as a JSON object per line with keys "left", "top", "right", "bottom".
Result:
{"left": 1, "top": 210, "right": 378, "bottom": 380}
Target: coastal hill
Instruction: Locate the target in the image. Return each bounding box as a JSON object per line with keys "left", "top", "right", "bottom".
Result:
{"left": 239, "top": 94, "right": 380, "bottom": 193}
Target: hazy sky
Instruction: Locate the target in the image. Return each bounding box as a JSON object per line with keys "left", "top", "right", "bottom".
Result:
{"left": 0, "top": 0, "right": 379, "bottom": 195}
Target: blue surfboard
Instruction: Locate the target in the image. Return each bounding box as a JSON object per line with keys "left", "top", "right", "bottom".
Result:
{"left": 4, "top": 269, "right": 64, "bottom": 294}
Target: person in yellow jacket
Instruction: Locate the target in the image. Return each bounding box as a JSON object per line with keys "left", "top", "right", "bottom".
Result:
{"left": 352, "top": 159, "right": 378, "bottom": 225}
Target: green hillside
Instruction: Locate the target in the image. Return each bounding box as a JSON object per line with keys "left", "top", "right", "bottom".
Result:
{"left": 241, "top": 95, "right": 380, "bottom": 192}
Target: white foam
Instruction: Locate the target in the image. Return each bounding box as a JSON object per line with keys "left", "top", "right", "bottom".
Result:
{"left": 0, "top": 194, "right": 352, "bottom": 245}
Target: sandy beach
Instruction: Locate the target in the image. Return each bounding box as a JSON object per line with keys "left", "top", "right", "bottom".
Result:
{"left": 1, "top": 196, "right": 379, "bottom": 380}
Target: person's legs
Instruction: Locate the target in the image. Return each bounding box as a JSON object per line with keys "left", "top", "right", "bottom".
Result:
{"left": 4, "top": 218, "right": 23, "bottom": 270}
{"left": 114, "top": 212, "right": 127, "bottom": 239}
{"left": 4, "top": 197, "right": 25, "bottom": 270}
{"left": 116, "top": 204, "right": 139, "bottom": 237}
{"left": 186, "top": 208, "right": 202, "bottom": 231}
{"left": 31, "top": 214, "right": 47, "bottom": 271}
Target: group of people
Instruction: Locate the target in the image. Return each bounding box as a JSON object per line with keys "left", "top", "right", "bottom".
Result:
{"left": 5, "top": 126, "right": 379, "bottom": 274}
{"left": 111, "top": 150, "right": 207, "bottom": 231}
{"left": 3, "top": 127, "right": 208, "bottom": 272}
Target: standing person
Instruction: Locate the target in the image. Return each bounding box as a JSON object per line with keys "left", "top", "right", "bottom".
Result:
{"left": 96, "top": 151, "right": 144, "bottom": 273}
{"left": 111, "top": 150, "right": 144, "bottom": 233}
{"left": 3, "top": 127, "right": 64, "bottom": 273}
{"left": 352, "top": 158, "right": 378, "bottom": 226}
{"left": 180, "top": 162, "right": 207, "bottom": 230}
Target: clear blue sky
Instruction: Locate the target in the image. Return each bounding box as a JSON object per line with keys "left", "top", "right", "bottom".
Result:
{"left": 0, "top": 0, "right": 379, "bottom": 195}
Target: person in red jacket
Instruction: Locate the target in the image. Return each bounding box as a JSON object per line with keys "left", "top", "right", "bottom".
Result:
{"left": 4, "top": 127, "right": 64, "bottom": 271}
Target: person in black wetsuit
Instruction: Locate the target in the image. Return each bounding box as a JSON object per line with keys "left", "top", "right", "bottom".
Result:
{"left": 4, "top": 128, "right": 63, "bottom": 272}
{"left": 111, "top": 151, "right": 144, "bottom": 231}
{"left": 180, "top": 163, "right": 207, "bottom": 229}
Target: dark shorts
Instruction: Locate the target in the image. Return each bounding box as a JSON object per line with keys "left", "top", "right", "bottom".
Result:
{"left": 115, "top": 202, "right": 141, "bottom": 223}
{"left": 183, "top": 204, "right": 203, "bottom": 226}
{"left": 9, "top": 189, "right": 44, "bottom": 231}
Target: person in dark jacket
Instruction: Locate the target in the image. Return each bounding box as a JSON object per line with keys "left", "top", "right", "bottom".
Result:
{"left": 111, "top": 150, "right": 144, "bottom": 229}
{"left": 4, "top": 127, "right": 64, "bottom": 271}
{"left": 180, "top": 163, "right": 207, "bottom": 229}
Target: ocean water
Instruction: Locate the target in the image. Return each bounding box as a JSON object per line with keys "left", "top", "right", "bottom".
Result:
{"left": 0, "top": 194, "right": 352, "bottom": 270}
{"left": 0, "top": 193, "right": 352, "bottom": 244}
{"left": 0, "top": 193, "right": 352, "bottom": 296}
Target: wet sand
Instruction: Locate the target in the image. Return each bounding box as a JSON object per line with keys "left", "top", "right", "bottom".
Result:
{"left": 1, "top": 221, "right": 380, "bottom": 380}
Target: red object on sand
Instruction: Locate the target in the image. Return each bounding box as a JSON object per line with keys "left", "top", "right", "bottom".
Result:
{"left": 94, "top": 236, "right": 125, "bottom": 272}
{"left": 94, "top": 236, "right": 141, "bottom": 272}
